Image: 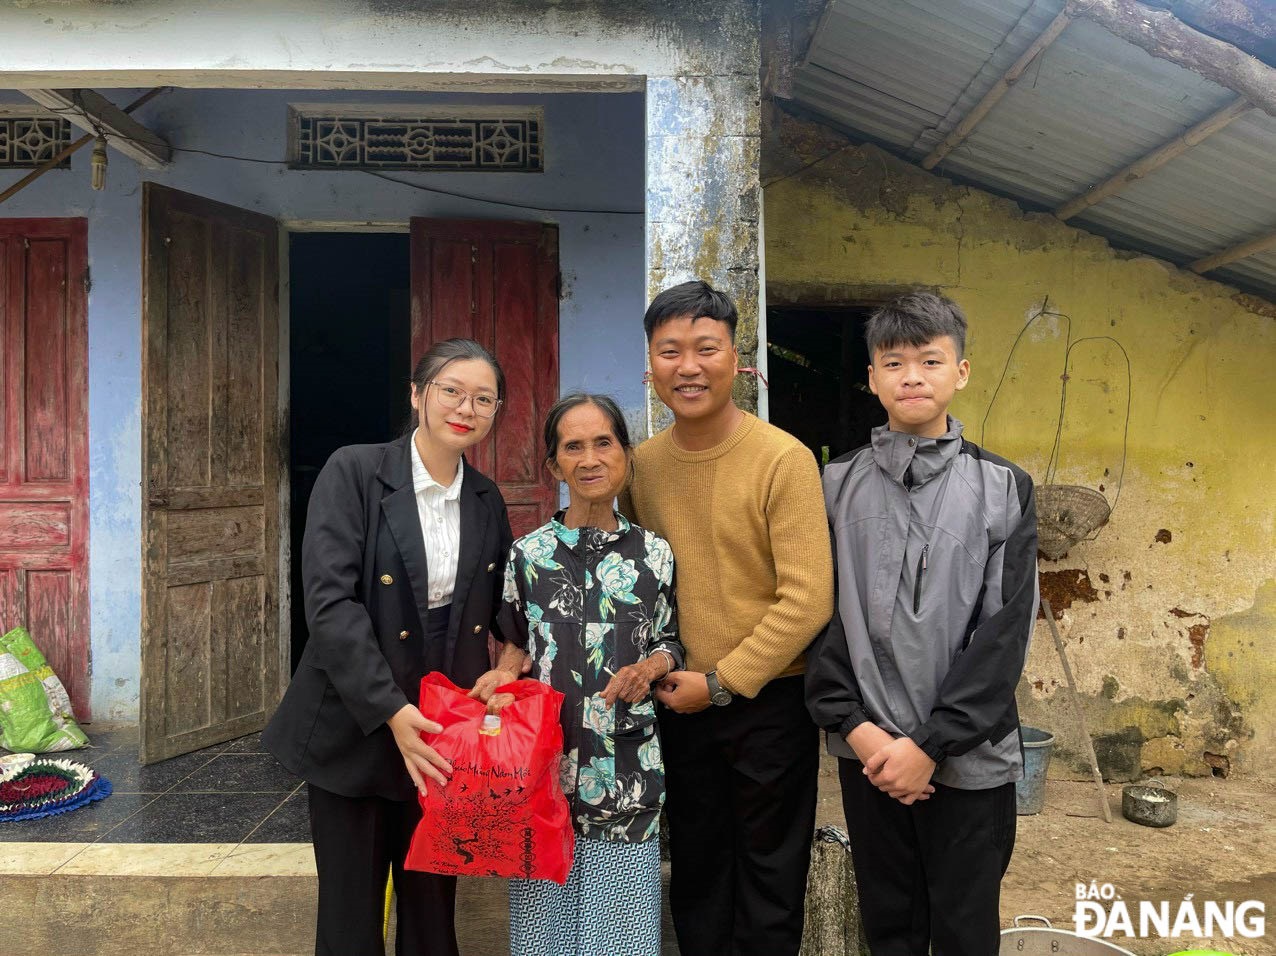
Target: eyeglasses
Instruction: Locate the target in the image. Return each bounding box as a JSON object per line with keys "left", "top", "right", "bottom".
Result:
{"left": 428, "top": 382, "right": 502, "bottom": 418}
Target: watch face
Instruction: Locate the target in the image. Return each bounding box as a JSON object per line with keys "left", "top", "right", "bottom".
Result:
{"left": 711, "top": 690, "right": 732, "bottom": 706}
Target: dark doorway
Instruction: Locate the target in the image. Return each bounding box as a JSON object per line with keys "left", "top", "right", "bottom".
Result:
{"left": 289, "top": 232, "right": 411, "bottom": 670}
{"left": 766, "top": 307, "right": 887, "bottom": 466}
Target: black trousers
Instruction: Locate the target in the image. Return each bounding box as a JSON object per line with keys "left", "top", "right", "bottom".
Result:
{"left": 305, "top": 604, "right": 454, "bottom": 956}
{"left": 308, "top": 783, "right": 458, "bottom": 956}
{"left": 838, "top": 759, "right": 1017, "bottom": 956}
{"left": 659, "top": 674, "right": 819, "bottom": 956}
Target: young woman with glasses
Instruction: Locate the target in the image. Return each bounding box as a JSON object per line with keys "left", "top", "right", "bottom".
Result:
{"left": 265, "top": 337, "right": 516, "bottom": 956}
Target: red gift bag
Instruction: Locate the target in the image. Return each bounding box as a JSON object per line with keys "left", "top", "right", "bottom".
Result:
{"left": 405, "top": 672, "right": 573, "bottom": 884}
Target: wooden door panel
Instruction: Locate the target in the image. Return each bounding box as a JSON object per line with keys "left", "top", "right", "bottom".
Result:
{"left": 222, "top": 575, "right": 265, "bottom": 720}
{"left": 410, "top": 219, "right": 559, "bottom": 539}
{"left": 0, "top": 220, "right": 90, "bottom": 719}
{"left": 142, "top": 184, "right": 280, "bottom": 763}
{"left": 490, "top": 240, "right": 538, "bottom": 485}
{"left": 26, "top": 570, "right": 74, "bottom": 706}
{"left": 429, "top": 239, "right": 480, "bottom": 343}
{"left": 0, "top": 502, "right": 72, "bottom": 549}
{"left": 164, "top": 210, "right": 214, "bottom": 489}
{"left": 24, "top": 239, "right": 71, "bottom": 481}
{"left": 226, "top": 229, "right": 266, "bottom": 487}
{"left": 166, "top": 506, "right": 265, "bottom": 563}
{"left": 162, "top": 581, "right": 212, "bottom": 737}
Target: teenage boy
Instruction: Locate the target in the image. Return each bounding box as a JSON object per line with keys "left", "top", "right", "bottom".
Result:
{"left": 806, "top": 291, "right": 1038, "bottom": 955}
{"left": 621, "top": 280, "right": 833, "bottom": 956}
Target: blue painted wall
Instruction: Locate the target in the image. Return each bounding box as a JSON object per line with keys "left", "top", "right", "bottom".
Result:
{"left": 0, "top": 88, "right": 646, "bottom": 719}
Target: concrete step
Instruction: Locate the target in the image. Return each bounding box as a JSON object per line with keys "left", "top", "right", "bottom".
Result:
{"left": 0, "top": 843, "right": 682, "bottom": 956}
{"left": 1, "top": 836, "right": 855, "bottom": 955}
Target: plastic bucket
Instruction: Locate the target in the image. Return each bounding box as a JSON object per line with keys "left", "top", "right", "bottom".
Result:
{"left": 1015, "top": 726, "right": 1054, "bottom": 815}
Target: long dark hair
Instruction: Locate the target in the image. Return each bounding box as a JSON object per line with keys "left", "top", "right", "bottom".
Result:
{"left": 405, "top": 338, "right": 505, "bottom": 432}
{"left": 542, "top": 393, "right": 633, "bottom": 464}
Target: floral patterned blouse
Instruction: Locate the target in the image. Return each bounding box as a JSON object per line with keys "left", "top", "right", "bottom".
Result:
{"left": 499, "top": 511, "right": 683, "bottom": 843}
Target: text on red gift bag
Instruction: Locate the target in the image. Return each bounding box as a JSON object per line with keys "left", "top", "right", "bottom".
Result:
{"left": 405, "top": 672, "right": 573, "bottom": 884}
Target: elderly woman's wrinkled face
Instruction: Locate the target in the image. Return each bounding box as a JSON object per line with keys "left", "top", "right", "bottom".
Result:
{"left": 548, "top": 403, "right": 630, "bottom": 507}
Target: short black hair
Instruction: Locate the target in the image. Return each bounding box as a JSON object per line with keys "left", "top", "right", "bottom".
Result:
{"left": 866, "top": 291, "right": 968, "bottom": 360}
{"left": 643, "top": 280, "right": 738, "bottom": 342}
{"left": 543, "top": 393, "right": 633, "bottom": 465}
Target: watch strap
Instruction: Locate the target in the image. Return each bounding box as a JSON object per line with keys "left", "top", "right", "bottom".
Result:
{"left": 706, "top": 671, "right": 733, "bottom": 705}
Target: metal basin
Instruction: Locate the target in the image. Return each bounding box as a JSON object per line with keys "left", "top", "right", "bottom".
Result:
{"left": 1122, "top": 783, "right": 1178, "bottom": 827}
{"left": 1001, "top": 916, "right": 1138, "bottom": 955}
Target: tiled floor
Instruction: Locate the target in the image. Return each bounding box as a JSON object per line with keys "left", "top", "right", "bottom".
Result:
{"left": 1, "top": 727, "right": 310, "bottom": 845}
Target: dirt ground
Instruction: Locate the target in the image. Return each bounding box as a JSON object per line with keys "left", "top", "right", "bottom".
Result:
{"left": 814, "top": 758, "right": 1276, "bottom": 955}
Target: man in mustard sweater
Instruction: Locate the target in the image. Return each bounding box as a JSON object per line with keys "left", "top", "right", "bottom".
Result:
{"left": 621, "top": 280, "right": 834, "bottom": 956}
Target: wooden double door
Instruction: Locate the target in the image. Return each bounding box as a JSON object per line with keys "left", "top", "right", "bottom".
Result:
{"left": 141, "top": 185, "right": 558, "bottom": 761}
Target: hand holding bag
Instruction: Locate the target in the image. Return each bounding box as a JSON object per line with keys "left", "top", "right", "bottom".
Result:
{"left": 405, "top": 672, "right": 573, "bottom": 883}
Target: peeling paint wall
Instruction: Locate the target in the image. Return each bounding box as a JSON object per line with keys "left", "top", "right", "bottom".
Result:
{"left": 642, "top": 6, "right": 762, "bottom": 430}
{"left": 0, "top": 0, "right": 764, "bottom": 423}
{"left": 646, "top": 69, "right": 763, "bottom": 430}
{"left": 764, "top": 111, "right": 1276, "bottom": 778}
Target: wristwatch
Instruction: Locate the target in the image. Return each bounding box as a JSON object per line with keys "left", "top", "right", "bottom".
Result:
{"left": 705, "top": 671, "right": 733, "bottom": 707}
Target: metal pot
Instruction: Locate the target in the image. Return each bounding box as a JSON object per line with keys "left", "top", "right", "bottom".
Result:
{"left": 1000, "top": 916, "right": 1138, "bottom": 955}
{"left": 1122, "top": 783, "right": 1178, "bottom": 827}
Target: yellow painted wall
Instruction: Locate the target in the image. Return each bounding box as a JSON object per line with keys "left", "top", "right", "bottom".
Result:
{"left": 765, "top": 113, "right": 1276, "bottom": 777}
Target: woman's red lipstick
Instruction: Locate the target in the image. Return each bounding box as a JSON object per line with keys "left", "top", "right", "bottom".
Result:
{"left": 447, "top": 422, "right": 474, "bottom": 434}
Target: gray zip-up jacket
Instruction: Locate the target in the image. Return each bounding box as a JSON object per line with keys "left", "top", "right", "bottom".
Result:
{"left": 805, "top": 418, "right": 1038, "bottom": 789}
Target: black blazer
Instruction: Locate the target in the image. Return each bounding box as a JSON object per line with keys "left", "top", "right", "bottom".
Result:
{"left": 264, "top": 435, "right": 513, "bottom": 800}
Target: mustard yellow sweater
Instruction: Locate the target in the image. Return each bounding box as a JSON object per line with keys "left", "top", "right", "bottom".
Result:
{"left": 621, "top": 413, "right": 834, "bottom": 698}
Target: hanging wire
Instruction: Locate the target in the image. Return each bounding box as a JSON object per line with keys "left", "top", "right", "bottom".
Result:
{"left": 37, "top": 99, "right": 644, "bottom": 216}
{"left": 981, "top": 295, "right": 1132, "bottom": 516}
{"left": 1057, "top": 335, "right": 1133, "bottom": 516}
{"left": 979, "top": 295, "right": 1070, "bottom": 450}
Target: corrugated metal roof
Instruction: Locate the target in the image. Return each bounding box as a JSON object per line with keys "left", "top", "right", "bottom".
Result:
{"left": 792, "top": 0, "right": 1276, "bottom": 301}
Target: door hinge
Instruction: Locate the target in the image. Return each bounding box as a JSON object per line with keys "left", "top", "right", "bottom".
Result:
{"left": 83, "top": 267, "right": 92, "bottom": 295}
{"left": 555, "top": 272, "right": 563, "bottom": 299}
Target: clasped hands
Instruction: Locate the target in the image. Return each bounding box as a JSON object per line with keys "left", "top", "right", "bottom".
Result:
{"left": 392, "top": 653, "right": 673, "bottom": 795}
{"left": 848, "top": 722, "right": 937, "bottom": 806}
{"left": 387, "top": 663, "right": 523, "bottom": 796}
{"left": 470, "top": 653, "right": 671, "bottom": 714}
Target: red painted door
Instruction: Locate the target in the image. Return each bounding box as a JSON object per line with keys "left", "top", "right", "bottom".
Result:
{"left": 0, "top": 219, "right": 90, "bottom": 719}
{"left": 410, "top": 219, "right": 559, "bottom": 537}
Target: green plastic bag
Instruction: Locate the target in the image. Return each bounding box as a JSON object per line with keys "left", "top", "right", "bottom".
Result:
{"left": 0, "top": 626, "right": 88, "bottom": 753}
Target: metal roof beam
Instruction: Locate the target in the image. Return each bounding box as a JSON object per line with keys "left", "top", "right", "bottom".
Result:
{"left": 920, "top": 7, "right": 1074, "bottom": 171}
{"left": 1054, "top": 96, "right": 1254, "bottom": 221}
{"left": 22, "top": 88, "right": 171, "bottom": 168}
{"left": 1072, "top": 0, "right": 1276, "bottom": 122}
{"left": 1191, "top": 230, "right": 1276, "bottom": 275}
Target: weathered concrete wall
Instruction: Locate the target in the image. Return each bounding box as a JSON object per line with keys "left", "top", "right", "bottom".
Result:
{"left": 764, "top": 111, "right": 1276, "bottom": 778}
{"left": 0, "top": 0, "right": 736, "bottom": 87}
{"left": 643, "top": 6, "right": 762, "bottom": 429}
{"left": 0, "top": 0, "right": 765, "bottom": 431}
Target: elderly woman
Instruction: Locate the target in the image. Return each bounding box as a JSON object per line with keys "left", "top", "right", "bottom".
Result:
{"left": 473, "top": 393, "right": 682, "bottom": 956}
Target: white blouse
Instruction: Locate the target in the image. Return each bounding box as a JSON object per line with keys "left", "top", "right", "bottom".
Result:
{"left": 409, "top": 431, "right": 463, "bottom": 608}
